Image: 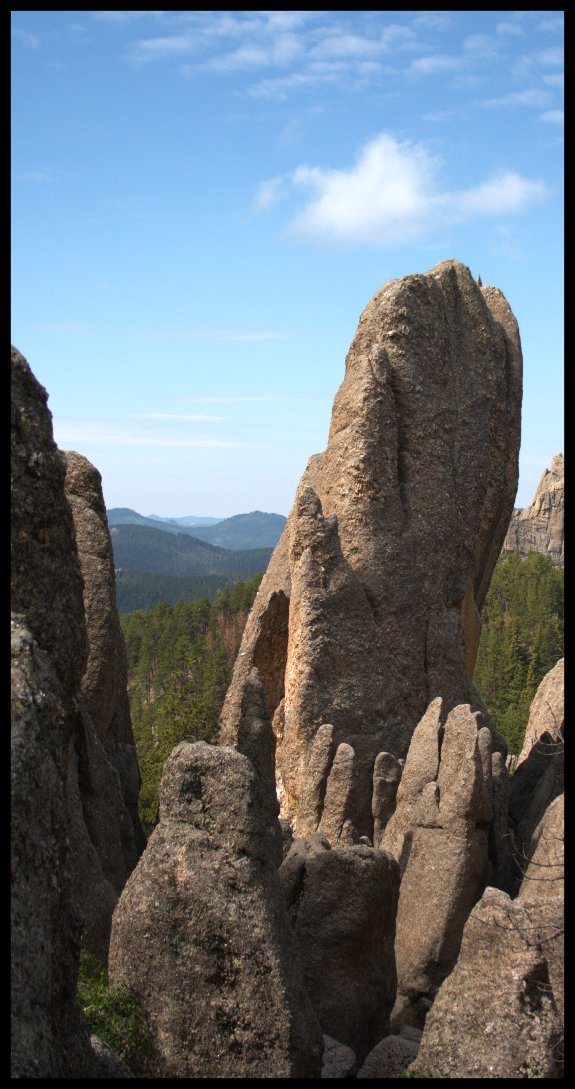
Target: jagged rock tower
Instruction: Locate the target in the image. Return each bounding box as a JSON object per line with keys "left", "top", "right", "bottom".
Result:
{"left": 220, "top": 260, "right": 522, "bottom": 842}
{"left": 503, "top": 452, "right": 564, "bottom": 565}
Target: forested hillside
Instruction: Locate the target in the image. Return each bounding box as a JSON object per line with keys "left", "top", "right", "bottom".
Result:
{"left": 121, "top": 575, "right": 261, "bottom": 832}
{"left": 116, "top": 570, "right": 248, "bottom": 614}
{"left": 122, "top": 551, "right": 563, "bottom": 835}
{"left": 111, "top": 523, "right": 272, "bottom": 578}
{"left": 474, "top": 551, "right": 563, "bottom": 754}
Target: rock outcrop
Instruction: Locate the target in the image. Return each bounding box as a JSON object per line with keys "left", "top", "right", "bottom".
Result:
{"left": 279, "top": 834, "right": 400, "bottom": 1063}
{"left": 517, "top": 657, "right": 564, "bottom": 767}
{"left": 220, "top": 260, "right": 521, "bottom": 842}
{"left": 11, "top": 347, "right": 129, "bottom": 1077}
{"left": 63, "top": 451, "right": 145, "bottom": 960}
{"left": 381, "top": 701, "right": 509, "bottom": 1027}
{"left": 411, "top": 886, "right": 563, "bottom": 1078}
{"left": 108, "top": 741, "right": 323, "bottom": 1078}
{"left": 508, "top": 659, "right": 564, "bottom": 894}
{"left": 503, "top": 453, "right": 564, "bottom": 565}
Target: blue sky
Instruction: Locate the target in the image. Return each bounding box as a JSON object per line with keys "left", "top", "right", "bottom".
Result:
{"left": 11, "top": 10, "right": 563, "bottom": 517}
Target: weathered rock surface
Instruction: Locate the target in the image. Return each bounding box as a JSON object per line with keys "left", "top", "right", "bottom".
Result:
{"left": 63, "top": 451, "right": 145, "bottom": 961}
{"left": 279, "top": 835, "right": 400, "bottom": 1063}
{"left": 321, "top": 1035, "right": 357, "bottom": 1079}
{"left": 517, "top": 657, "right": 564, "bottom": 767}
{"left": 411, "top": 886, "right": 563, "bottom": 1078}
{"left": 357, "top": 1033, "right": 420, "bottom": 1078}
{"left": 382, "top": 702, "right": 507, "bottom": 1027}
{"left": 221, "top": 260, "right": 521, "bottom": 840}
{"left": 11, "top": 347, "right": 124, "bottom": 1077}
{"left": 518, "top": 793, "right": 564, "bottom": 1024}
{"left": 109, "top": 741, "right": 323, "bottom": 1078}
{"left": 508, "top": 659, "right": 564, "bottom": 893}
{"left": 503, "top": 453, "right": 564, "bottom": 565}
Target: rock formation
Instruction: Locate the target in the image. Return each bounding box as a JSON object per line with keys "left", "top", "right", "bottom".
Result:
{"left": 411, "top": 886, "right": 563, "bottom": 1078}
{"left": 517, "top": 656, "right": 564, "bottom": 766}
{"left": 63, "top": 451, "right": 146, "bottom": 960}
{"left": 108, "top": 741, "right": 323, "bottom": 1078}
{"left": 11, "top": 347, "right": 130, "bottom": 1077}
{"left": 381, "top": 701, "right": 509, "bottom": 1027}
{"left": 279, "top": 834, "right": 400, "bottom": 1063}
{"left": 503, "top": 453, "right": 564, "bottom": 565}
{"left": 221, "top": 260, "right": 521, "bottom": 842}
{"left": 508, "top": 658, "right": 564, "bottom": 894}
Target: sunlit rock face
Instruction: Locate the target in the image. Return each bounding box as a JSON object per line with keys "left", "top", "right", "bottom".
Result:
{"left": 503, "top": 453, "right": 564, "bottom": 566}
{"left": 220, "top": 260, "right": 522, "bottom": 842}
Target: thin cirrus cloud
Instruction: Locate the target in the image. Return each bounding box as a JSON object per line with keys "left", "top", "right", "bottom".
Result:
{"left": 255, "top": 133, "right": 547, "bottom": 247}
{"left": 129, "top": 413, "right": 228, "bottom": 421}
{"left": 130, "top": 326, "right": 293, "bottom": 343}
{"left": 54, "top": 420, "right": 241, "bottom": 448}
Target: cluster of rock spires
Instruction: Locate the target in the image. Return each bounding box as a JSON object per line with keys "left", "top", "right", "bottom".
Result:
{"left": 11, "top": 259, "right": 563, "bottom": 1079}
{"left": 503, "top": 453, "right": 564, "bottom": 566}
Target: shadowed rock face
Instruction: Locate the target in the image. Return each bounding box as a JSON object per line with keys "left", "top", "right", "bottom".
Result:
{"left": 11, "top": 347, "right": 127, "bottom": 1077}
{"left": 221, "top": 260, "right": 521, "bottom": 840}
{"left": 411, "top": 887, "right": 563, "bottom": 1079}
{"left": 63, "top": 452, "right": 146, "bottom": 959}
{"left": 109, "top": 742, "right": 323, "bottom": 1079}
{"left": 280, "top": 835, "right": 400, "bottom": 1064}
{"left": 503, "top": 453, "right": 564, "bottom": 565}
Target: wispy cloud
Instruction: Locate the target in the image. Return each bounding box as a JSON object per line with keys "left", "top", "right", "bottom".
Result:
{"left": 256, "top": 133, "right": 547, "bottom": 247}
{"left": 543, "top": 72, "right": 564, "bottom": 89}
{"left": 129, "top": 413, "right": 228, "bottom": 421}
{"left": 481, "top": 88, "right": 553, "bottom": 109}
{"left": 13, "top": 27, "right": 40, "bottom": 49}
{"left": 31, "top": 321, "right": 91, "bottom": 333}
{"left": 54, "top": 419, "right": 241, "bottom": 448}
{"left": 184, "top": 396, "right": 294, "bottom": 403}
{"left": 408, "top": 53, "right": 463, "bottom": 76}
{"left": 540, "top": 110, "right": 564, "bottom": 125}
{"left": 537, "top": 47, "right": 564, "bottom": 67}
{"left": 131, "top": 326, "right": 293, "bottom": 343}
{"left": 91, "top": 11, "right": 166, "bottom": 24}
{"left": 496, "top": 22, "right": 525, "bottom": 37}
{"left": 537, "top": 16, "right": 564, "bottom": 33}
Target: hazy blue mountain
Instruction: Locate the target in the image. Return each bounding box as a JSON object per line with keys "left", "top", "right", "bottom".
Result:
{"left": 110, "top": 523, "right": 272, "bottom": 579}
{"left": 107, "top": 508, "right": 286, "bottom": 550}
{"left": 147, "top": 514, "right": 223, "bottom": 527}
{"left": 182, "top": 511, "right": 287, "bottom": 550}
{"left": 107, "top": 509, "right": 221, "bottom": 536}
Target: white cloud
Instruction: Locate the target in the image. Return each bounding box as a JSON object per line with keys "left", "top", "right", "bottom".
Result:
{"left": 496, "top": 22, "right": 525, "bottom": 37}
{"left": 254, "top": 175, "right": 291, "bottom": 210}
{"left": 540, "top": 109, "right": 564, "bottom": 125}
{"left": 91, "top": 11, "right": 165, "bottom": 23}
{"left": 256, "top": 133, "right": 547, "bottom": 247}
{"left": 408, "top": 53, "right": 462, "bottom": 76}
{"left": 537, "top": 16, "right": 564, "bottom": 32}
{"left": 454, "top": 172, "right": 547, "bottom": 215}
{"left": 482, "top": 88, "right": 553, "bottom": 109}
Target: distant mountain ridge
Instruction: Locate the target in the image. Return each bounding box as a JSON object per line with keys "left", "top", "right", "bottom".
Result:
{"left": 147, "top": 513, "right": 223, "bottom": 527}
{"left": 107, "top": 508, "right": 287, "bottom": 550}
{"left": 110, "top": 523, "right": 273, "bottom": 580}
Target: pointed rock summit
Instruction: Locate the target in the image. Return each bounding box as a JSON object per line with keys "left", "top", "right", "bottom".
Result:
{"left": 220, "top": 260, "right": 522, "bottom": 841}
{"left": 503, "top": 453, "right": 564, "bottom": 565}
